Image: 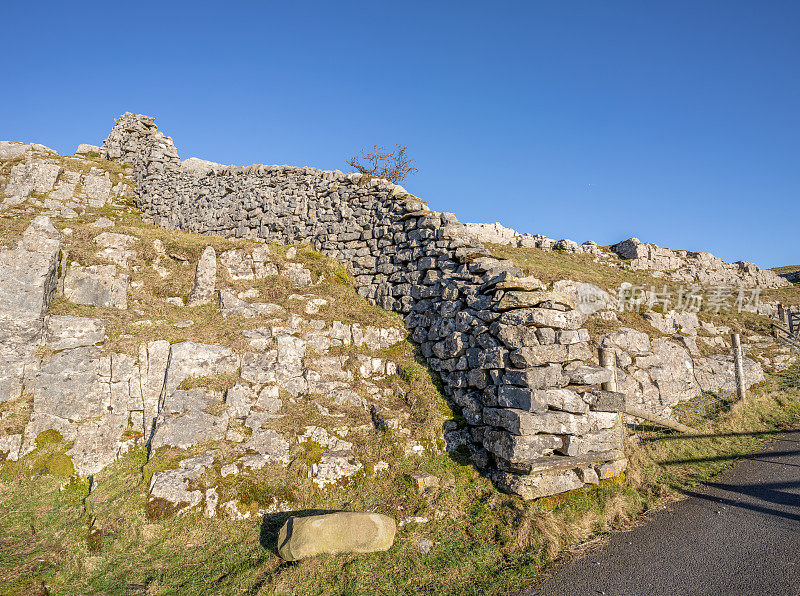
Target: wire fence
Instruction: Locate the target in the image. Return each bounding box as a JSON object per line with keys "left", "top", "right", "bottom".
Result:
{"left": 626, "top": 352, "right": 800, "bottom": 441}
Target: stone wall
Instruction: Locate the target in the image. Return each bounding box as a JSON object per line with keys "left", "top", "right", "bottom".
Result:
{"left": 101, "top": 113, "right": 628, "bottom": 499}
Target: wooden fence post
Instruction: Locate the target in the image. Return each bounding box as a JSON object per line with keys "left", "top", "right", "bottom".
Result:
{"left": 732, "top": 333, "right": 746, "bottom": 401}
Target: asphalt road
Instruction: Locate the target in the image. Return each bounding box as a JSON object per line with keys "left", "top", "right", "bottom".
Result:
{"left": 526, "top": 430, "right": 800, "bottom": 596}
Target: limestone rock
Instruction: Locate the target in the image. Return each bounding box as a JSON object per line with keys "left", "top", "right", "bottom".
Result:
{"left": 241, "top": 429, "right": 289, "bottom": 463}
{"left": 564, "top": 365, "right": 612, "bottom": 386}
{"left": 491, "top": 469, "right": 584, "bottom": 500}
{"left": 76, "top": 144, "right": 102, "bottom": 155}
{"left": 33, "top": 346, "right": 110, "bottom": 421}
{"left": 0, "top": 141, "right": 44, "bottom": 160}
{"left": 612, "top": 237, "right": 789, "bottom": 288}
{"left": 81, "top": 171, "right": 112, "bottom": 205}
{"left": 220, "top": 249, "right": 254, "bottom": 280}
{"left": 187, "top": 245, "right": 217, "bottom": 306}
{"left": 162, "top": 341, "right": 240, "bottom": 396}
{"left": 0, "top": 217, "right": 61, "bottom": 401}
{"left": 219, "top": 289, "right": 282, "bottom": 318}
{"left": 150, "top": 407, "right": 229, "bottom": 450}
{"left": 0, "top": 434, "right": 22, "bottom": 461}
{"left": 552, "top": 280, "right": 612, "bottom": 315}
{"left": 67, "top": 413, "right": 128, "bottom": 477}
{"left": 45, "top": 315, "right": 106, "bottom": 350}
{"left": 497, "top": 290, "right": 575, "bottom": 312}
{"left": 499, "top": 308, "right": 587, "bottom": 330}
{"left": 483, "top": 430, "right": 563, "bottom": 464}
{"left": 151, "top": 388, "right": 229, "bottom": 450}
{"left": 5, "top": 161, "right": 63, "bottom": 199}
{"left": 148, "top": 452, "right": 214, "bottom": 514}
{"left": 180, "top": 157, "right": 224, "bottom": 175}
{"left": 277, "top": 512, "right": 396, "bottom": 561}
{"left": 601, "top": 328, "right": 652, "bottom": 357}
{"left": 282, "top": 263, "right": 313, "bottom": 287}
{"left": 93, "top": 232, "right": 137, "bottom": 250}
{"left": 310, "top": 451, "right": 363, "bottom": 488}
{"left": 64, "top": 264, "right": 129, "bottom": 309}
{"left": 484, "top": 408, "right": 588, "bottom": 436}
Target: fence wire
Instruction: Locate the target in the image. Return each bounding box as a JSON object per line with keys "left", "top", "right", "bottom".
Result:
{"left": 626, "top": 350, "right": 800, "bottom": 442}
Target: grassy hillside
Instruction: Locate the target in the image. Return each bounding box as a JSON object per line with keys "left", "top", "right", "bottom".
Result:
{"left": 1, "top": 152, "right": 800, "bottom": 595}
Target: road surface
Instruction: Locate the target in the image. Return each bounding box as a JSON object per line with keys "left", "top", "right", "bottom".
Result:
{"left": 527, "top": 430, "right": 800, "bottom": 596}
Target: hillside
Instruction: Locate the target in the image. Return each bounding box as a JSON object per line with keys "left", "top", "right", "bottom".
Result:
{"left": 1, "top": 118, "right": 799, "bottom": 595}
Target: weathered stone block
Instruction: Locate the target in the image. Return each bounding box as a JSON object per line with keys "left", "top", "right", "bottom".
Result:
{"left": 504, "top": 364, "right": 567, "bottom": 389}
{"left": 483, "top": 429, "right": 562, "bottom": 463}
{"left": 564, "top": 365, "right": 612, "bottom": 385}
{"left": 64, "top": 264, "right": 129, "bottom": 309}
{"left": 496, "top": 385, "right": 548, "bottom": 412}
{"left": 491, "top": 469, "right": 584, "bottom": 500}
{"left": 496, "top": 290, "right": 576, "bottom": 312}
{"left": 483, "top": 408, "right": 588, "bottom": 436}
{"left": 45, "top": 315, "right": 106, "bottom": 351}
{"left": 277, "top": 512, "right": 396, "bottom": 561}
{"left": 499, "top": 308, "right": 587, "bottom": 330}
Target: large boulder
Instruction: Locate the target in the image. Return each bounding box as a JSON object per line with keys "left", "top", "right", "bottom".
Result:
{"left": 277, "top": 512, "right": 396, "bottom": 561}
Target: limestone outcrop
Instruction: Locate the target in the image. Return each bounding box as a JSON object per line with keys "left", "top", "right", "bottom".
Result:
{"left": 464, "top": 221, "right": 602, "bottom": 255}
{"left": 0, "top": 113, "right": 790, "bottom": 511}
{"left": 104, "top": 113, "right": 629, "bottom": 499}
{"left": 612, "top": 237, "right": 789, "bottom": 289}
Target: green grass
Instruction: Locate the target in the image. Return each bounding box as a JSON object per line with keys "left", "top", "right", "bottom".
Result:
{"left": 1, "top": 377, "right": 797, "bottom": 595}
{"left": 770, "top": 264, "right": 800, "bottom": 274}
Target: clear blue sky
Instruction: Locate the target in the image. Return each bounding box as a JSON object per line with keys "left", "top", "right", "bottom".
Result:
{"left": 3, "top": 1, "right": 798, "bottom": 267}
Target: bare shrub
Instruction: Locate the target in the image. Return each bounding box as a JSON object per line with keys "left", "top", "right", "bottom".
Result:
{"left": 346, "top": 144, "right": 418, "bottom": 184}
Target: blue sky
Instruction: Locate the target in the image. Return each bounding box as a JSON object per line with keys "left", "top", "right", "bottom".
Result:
{"left": 3, "top": 1, "right": 798, "bottom": 267}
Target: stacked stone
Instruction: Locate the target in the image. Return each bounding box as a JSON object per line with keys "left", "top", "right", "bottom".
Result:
{"left": 458, "top": 282, "right": 626, "bottom": 498}
{"left": 102, "top": 113, "right": 626, "bottom": 499}
{"left": 101, "top": 112, "right": 180, "bottom": 180}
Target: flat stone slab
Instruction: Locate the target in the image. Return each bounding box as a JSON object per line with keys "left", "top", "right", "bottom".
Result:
{"left": 497, "top": 290, "right": 576, "bottom": 312}
{"left": 278, "top": 512, "right": 396, "bottom": 561}
{"left": 219, "top": 289, "right": 282, "bottom": 318}
{"left": 34, "top": 346, "right": 110, "bottom": 421}
{"left": 150, "top": 408, "right": 229, "bottom": 450}
{"left": 45, "top": 315, "right": 106, "bottom": 350}
{"left": 64, "top": 264, "right": 129, "bottom": 309}
{"left": 162, "top": 342, "right": 240, "bottom": 396}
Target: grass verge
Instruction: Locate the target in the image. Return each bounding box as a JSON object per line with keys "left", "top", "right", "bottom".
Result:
{"left": 1, "top": 374, "right": 797, "bottom": 595}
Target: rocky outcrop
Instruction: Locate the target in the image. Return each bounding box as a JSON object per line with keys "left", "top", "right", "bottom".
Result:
{"left": 187, "top": 245, "right": 217, "bottom": 306}
{"left": 600, "top": 327, "right": 764, "bottom": 416}
{"left": 0, "top": 112, "right": 789, "bottom": 510}
{"left": 611, "top": 237, "right": 789, "bottom": 289}
{"left": 464, "top": 222, "right": 601, "bottom": 255}
{"left": 101, "top": 112, "right": 180, "bottom": 176}
{"left": 0, "top": 216, "right": 61, "bottom": 403}
{"left": 98, "top": 112, "right": 628, "bottom": 500}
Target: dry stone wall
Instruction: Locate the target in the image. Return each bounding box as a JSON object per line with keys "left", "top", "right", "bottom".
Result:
{"left": 101, "top": 112, "right": 627, "bottom": 499}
